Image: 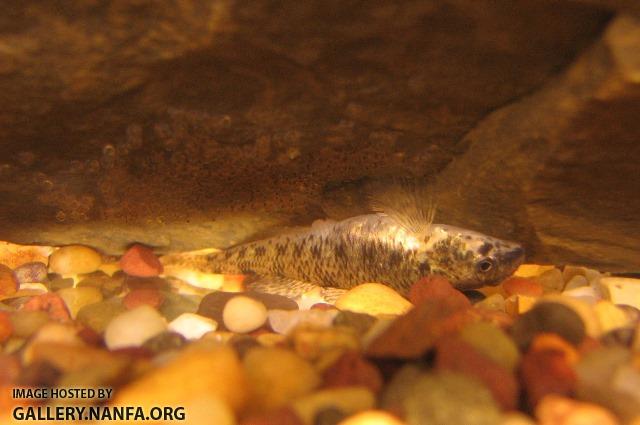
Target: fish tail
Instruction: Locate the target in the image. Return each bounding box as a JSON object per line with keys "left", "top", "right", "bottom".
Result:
{"left": 160, "top": 248, "right": 229, "bottom": 274}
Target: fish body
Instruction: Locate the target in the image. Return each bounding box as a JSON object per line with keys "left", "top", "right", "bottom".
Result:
{"left": 165, "top": 213, "right": 524, "bottom": 296}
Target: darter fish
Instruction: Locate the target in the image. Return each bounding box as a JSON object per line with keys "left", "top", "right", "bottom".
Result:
{"left": 162, "top": 184, "right": 524, "bottom": 300}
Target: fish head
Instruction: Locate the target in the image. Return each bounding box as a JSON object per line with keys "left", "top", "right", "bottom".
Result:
{"left": 424, "top": 224, "right": 525, "bottom": 289}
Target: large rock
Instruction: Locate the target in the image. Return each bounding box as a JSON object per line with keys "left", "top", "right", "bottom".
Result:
{"left": 1, "top": 1, "right": 638, "bottom": 273}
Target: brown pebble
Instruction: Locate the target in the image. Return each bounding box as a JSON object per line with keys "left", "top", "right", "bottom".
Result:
{"left": 436, "top": 337, "right": 519, "bottom": 410}
{"left": 322, "top": 351, "right": 383, "bottom": 393}
{"left": 409, "top": 275, "right": 470, "bottom": 309}
{"left": 123, "top": 288, "right": 165, "bottom": 310}
{"left": 120, "top": 244, "right": 163, "bottom": 277}
{"left": 124, "top": 276, "right": 169, "bottom": 291}
{"left": 22, "top": 293, "right": 71, "bottom": 321}
{"left": 502, "top": 277, "right": 544, "bottom": 297}
{"left": 241, "top": 407, "right": 304, "bottom": 425}
{"left": 0, "top": 311, "right": 13, "bottom": 343}
{"left": 0, "top": 264, "right": 18, "bottom": 296}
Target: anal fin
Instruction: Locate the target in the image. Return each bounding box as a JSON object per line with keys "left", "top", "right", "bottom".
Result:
{"left": 245, "top": 276, "right": 347, "bottom": 305}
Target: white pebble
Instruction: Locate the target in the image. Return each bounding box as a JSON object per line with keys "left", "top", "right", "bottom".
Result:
{"left": 562, "top": 286, "right": 600, "bottom": 304}
{"left": 104, "top": 305, "right": 167, "bottom": 350}
{"left": 222, "top": 296, "right": 267, "bottom": 333}
{"left": 168, "top": 313, "right": 218, "bottom": 340}
{"left": 268, "top": 309, "right": 339, "bottom": 335}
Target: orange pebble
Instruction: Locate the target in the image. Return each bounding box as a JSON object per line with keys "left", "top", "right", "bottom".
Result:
{"left": 120, "top": 244, "right": 163, "bottom": 277}
{"left": 530, "top": 333, "right": 579, "bottom": 365}
{"left": 22, "top": 293, "right": 71, "bottom": 321}
{"left": 502, "top": 277, "right": 544, "bottom": 297}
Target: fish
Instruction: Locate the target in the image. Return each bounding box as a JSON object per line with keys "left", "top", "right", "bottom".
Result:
{"left": 162, "top": 182, "right": 525, "bottom": 300}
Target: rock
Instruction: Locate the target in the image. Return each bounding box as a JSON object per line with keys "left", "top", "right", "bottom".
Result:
{"left": 23, "top": 341, "right": 129, "bottom": 375}
{"left": 0, "top": 242, "right": 52, "bottom": 269}
{"left": 8, "top": 310, "right": 50, "bottom": 338}
{"left": 408, "top": 276, "right": 470, "bottom": 309}
{"left": 601, "top": 327, "right": 636, "bottom": 348}
{"left": 142, "top": 331, "right": 187, "bottom": 354}
{"left": 160, "top": 291, "right": 200, "bottom": 322}
{"left": 511, "top": 301, "right": 586, "bottom": 350}
{"left": 291, "top": 387, "right": 375, "bottom": 425}
{"left": 542, "top": 295, "right": 602, "bottom": 337}
{"left": 322, "top": 351, "right": 383, "bottom": 393}
{"left": 113, "top": 343, "right": 246, "bottom": 418}
{"left": 268, "top": 309, "right": 339, "bottom": 335}
{"left": 521, "top": 348, "right": 577, "bottom": 408}
{"left": 56, "top": 286, "right": 103, "bottom": 319}
{"left": 241, "top": 408, "right": 304, "bottom": 425}
{"left": 381, "top": 363, "right": 427, "bottom": 416}
{"left": 333, "top": 311, "right": 377, "bottom": 336}
{"left": 598, "top": 277, "right": 640, "bottom": 309}
{"left": 123, "top": 288, "right": 165, "bottom": 310}
{"left": 120, "top": 244, "right": 163, "bottom": 277}
{"left": 198, "top": 291, "right": 297, "bottom": 328}
{"left": 366, "top": 297, "right": 473, "bottom": 359}
{"left": 223, "top": 295, "right": 268, "bottom": 334}
{"left": 403, "top": 371, "right": 502, "bottom": 425}
{"left": 243, "top": 346, "right": 321, "bottom": 413}
{"left": 562, "top": 286, "right": 600, "bottom": 304}
{"left": 564, "top": 275, "right": 589, "bottom": 291}
{"left": 594, "top": 301, "right": 632, "bottom": 334}
{"left": 0, "top": 311, "right": 13, "bottom": 343}
{"left": 514, "top": 265, "right": 557, "bottom": 278}
{"left": 505, "top": 294, "right": 537, "bottom": 316}
{"left": 168, "top": 312, "right": 218, "bottom": 340}
{"left": 575, "top": 346, "right": 640, "bottom": 421}
{"left": 76, "top": 298, "right": 126, "bottom": 334}
{"left": 104, "top": 305, "right": 167, "bottom": 350}
{"left": 536, "top": 269, "right": 565, "bottom": 293}
{"left": 337, "top": 410, "right": 405, "bottom": 425}
{"left": 314, "top": 408, "right": 347, "bottom": 425}
{"left": 435, "top": 337, "right": 519, "bottom": 410}
{"left": 22, "top": 293, "right": 71, "bottom": 321}
{"left": 48, "top": 245, "right": 102, "bottom": 275}
{"left": 335, "top": 283, "right": 413, "bottom": 316}
{"left": 77, "top": 272, "right": 125, "bottom": 297}
{"left": 13, "top": 262, "right": 48, "bottom": 284}
{"left": 291, "top": 327, "right": 360, "bottom": 362}
{"left": 13, "top": 283, "right": 48, "bottom": 297}
{"left": 536, "top": 394, "right": 620, "bottom": 425}
{"left": 124, "top": 275, "right": 169, "bottom": 291}
{"left": 529, "top": 333, "right": 579, "bottom": 365}
{"left": 47, "top": 276, "right": 74, "bottom": 291}
{"left": 230, "top": 335, "right": 261, "bottom": 358}
{"left": 562, "top": 266, "right": 602, "bottom": 286}
{"left": 502, "top": 277, "right": 544, "bottom": 297}
{"left": 459, "top": 322, "right": 520, "bottom": 371}
{"left": 475, "top": 293, "right": 506, "bottom": 312}
{"left": 0, "top": 264, "right": 18, "bottom": 297}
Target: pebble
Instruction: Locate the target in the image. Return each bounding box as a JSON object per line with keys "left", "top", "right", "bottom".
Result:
{"left": 476, "top": 293, "right": 506, "bottom": 312}
{"left": 564, "top": 275, "right": 589, "bottom": 291}
{"left": 409, "top": 275, "right": 471, "bottom": 308}
{"left": 521, "top": 347, "right": 576, "bottom": 407}
{"left": 268, "top": 309, "right": 339, "bottom": 335}
{"left": 0, "top": 242, "right": 52, "bottom": 269}
{"left": 291, "top": 327, "right": 359, "bottom": 362}
{"left": 291, "top": 387, "right": 375, "bottom": 425}
{"left": 530, "top": 333, "right": 579, "bottom": 365}
{"left": 160, "top": 291, "right": 200, "bottom": 321}
{"left": 142, "top": 331, "right": 187, "bottom": 354}
{"left": 333, "top": 311, "right": 377, "bottom": 336}
{"left": 511, "top": 301, "right": 586, "bottom": 349}
{"left": 123, "top": 288, "right": 165, "bottom": 310}
{"left": 594, "top": 301, "right": 631, "bottom": 334}
{"left": 335, "top": 283, "right": 413, "bottom": 316}
{"left": 536, "top": 394, "right": 620, "bottom": 425}
{"left": 562, "top": 266, "right": 601, "bottom": 286}
{"left": 366, "top": 295, "right": 473, "bottom": 358}
{"left": 562, "top": 286, "right": 600, "bottom": 304}
{"left": 198, "top": 291, "right": 297, "bottom": 327}
{"left": 0, "top": 311, "right": 13, "bottom": 342}
{"left": 47, "top": 275, "right": 74, "bottom": 291}
{"left": 403, "top": 371, "right": 502, "bottom": 425}
{"left": 56, "top": 286, "right": 103, "bottom": 319}
{"left": 514, "top": 264, "right": 556, "bottom": 278}
{"left": 119, "top": 244, "right": 163, "bottom": 277}
{"left": 502, "top": 277, "right": 544, "bottom": 297}
{"left": 48, "top": 245, "right": 102, "bottom": 275}
{"left": 104, "top": 305, "right": 167, "bottom": 350}
{"left": 77, "top": 272, "right": 124, "bottom": 297}
{"left": 601, "top": 327, "right": 636, "bottom": 348}
{"left": 223, "top": 296, "right": 268, "bottom": 333}
{"left": 436, "top": 337, "right": 519, "bottom": 410}
{"left": 243, "top": 347, "right": 321, "bottom": 413}
{"left": 337, "top": 410, "right": 405, "bottom": 425}
{"left": 113, "top": 343, "right": 246, "bottom": 414}
{"left": 76, "top": 298, "right": 126, "bottom": 333}
{"left": 13, "top": 262, "right": 48, "bottom": 284}
{"left": 315, "top": 407, "right": 347, "bottom": 425}
{"left": 22, "top": 293, "right": 71, "bottom": 321}
{"left": 168, "top": 313, "right": 218, "bottom": 340}
{"left": 505, "top": 294, "right": 537, "bottom": 316}
{"left": 598, "top": 277, "right": 640, "bottom": 309}
{"left": 9, "top": 310, "right": 50, "bottom": 338}
{"left": 0, "top": 264, "right": 18, "bottom": 297}
{"left": 241, "top": 408, "right": 304, "bottom": 425}
{"left": 459, "top": 322, "right": 520, "bottom": 371}
{"left": 537, "top": 268, "right": 565, "bottom": 293}
{"left": 322, "top": 351, "right": 383, "bottom": 393}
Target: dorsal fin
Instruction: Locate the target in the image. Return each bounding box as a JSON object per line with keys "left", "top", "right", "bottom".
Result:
{"left": 368, "top": 178, "right": 436, "bottom": 235}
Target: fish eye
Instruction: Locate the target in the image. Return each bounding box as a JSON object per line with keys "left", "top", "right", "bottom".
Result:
{"left": 476, "top": 258, "right": 495, "bottom": 273}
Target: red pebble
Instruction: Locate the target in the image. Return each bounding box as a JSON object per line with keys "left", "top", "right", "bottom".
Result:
{"left": 436, "top": 337, "right": 519, "bottom": 410}
{"left": 22, "top": 293, "right": 71, "bottom": 321}
{"left": 409, "top": 275, "right": 471, "bottom": 309}
{"left": 0, "top": 264, "right": 18, "bottom": 297}
{"left": 521, "top": 348, "right": 577, "bottom": 408}
{"left": 323, "top": 350, "right": 384, "bottom": 393}
{"left": 120, "top": 244, "right": 163, "bottom": 277}
{"left": 0, "top": 312, "right": 13, "bottom": 343}
{"left": 502, "top": 277, "right": 544, "bottom": 297}
{"left": 123, "top": 288, "right": 165, "bottom": 310}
